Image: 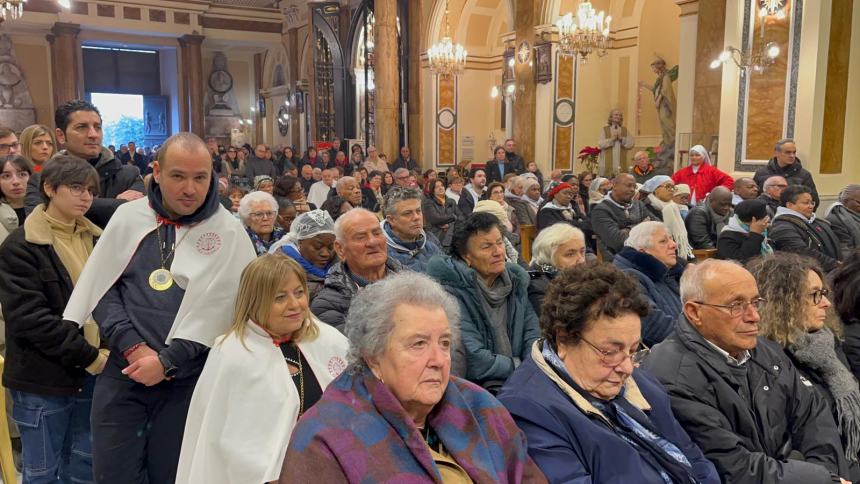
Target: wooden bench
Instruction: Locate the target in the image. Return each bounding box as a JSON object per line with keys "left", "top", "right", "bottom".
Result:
{"left": 692, "top": 248, "right": 718, "bottom": 261}
{"left": 519, "top": 224, "right": 537, "bottom": 263}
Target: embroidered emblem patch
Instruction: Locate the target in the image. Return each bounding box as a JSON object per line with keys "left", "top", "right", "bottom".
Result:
{"left": 195, "top": 232, "right": 222, "bottom": 255}
{"left": 327, "top": 356, "right": 346, "bottom": 377}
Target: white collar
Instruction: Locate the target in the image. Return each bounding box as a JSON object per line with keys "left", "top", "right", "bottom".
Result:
{"left": 704, "top": 338, "right": 751, "bottom": 366}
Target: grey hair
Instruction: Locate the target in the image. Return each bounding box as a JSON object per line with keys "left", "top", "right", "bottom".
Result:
{"left": 333, "top": 207, "right": 376, "bottom": 242}
{"left": 763, "top": 175, "right": 787, "bottom": 190}
{"left": 507, "top": 175, "right": 524, "bottom": 191}
{"left": 238, "top": 191, "right": 278, "bottom": 224}
{"left": 839, "top": 184, "right": 860, "bottom": 202}
{"left": 394, "top": 167, "right": 409, "bottom": 179}
{"left": 336, "top": 176, "right": 357, "bottom": 195}
{"left": 774, "top": 138, "right": 795, "bottom": 152}
{"left": 679, "top": 259, "right": 743, "bottom": 303}
{"left": 624, "top": 221, "right": 668, "bottom": 250}
{"left": 633, "top": 150, "right": 649, "bottom": 161}
{"left": 382, "top": 186, "right": 423, "bottom": 217}
{"left": 531, "top": 223, "right": 585, "bottom": 266}
{"left": 344, "top": 271, "right": 461, "bottom": 370}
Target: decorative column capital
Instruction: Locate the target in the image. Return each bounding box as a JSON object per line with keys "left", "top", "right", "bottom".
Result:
{"left": 178, "top": 34, "right": 205, "bottom": 47}
{"left": 51, "top": 22, "right": 81, "bottom": 38}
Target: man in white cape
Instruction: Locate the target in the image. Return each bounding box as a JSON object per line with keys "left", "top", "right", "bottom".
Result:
{"left": 63, "top": 132, "right": 256, "bottom": 483}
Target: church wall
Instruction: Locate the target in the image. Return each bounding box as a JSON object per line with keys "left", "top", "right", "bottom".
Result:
{"left": 634, "top": 0, "right": 681, "bottom": 141}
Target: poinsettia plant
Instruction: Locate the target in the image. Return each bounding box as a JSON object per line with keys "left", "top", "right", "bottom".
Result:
{"left": 644, "top": 145, "right": 663, "bottom": 163}
{"left": 577, "top": 146, "right": 601, "bottom": 173}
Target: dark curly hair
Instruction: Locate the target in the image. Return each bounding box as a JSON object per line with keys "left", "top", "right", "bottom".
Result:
{"left": 321, "top": 195, "right": 352, "bottom": 221}
{"left": 831, "top": 250, "right": 860, "bottom": 326}
{"left": 450, "top": 212, "right": 501, "bottom": 260}
{"left": 55, "top": 100, "right": 101, "bottom": 133}
{"left": 541, "top": 262, "right": 649, "bottom": 348}
{"left": 273, "top": 175, "right": 299, "bottom": 198}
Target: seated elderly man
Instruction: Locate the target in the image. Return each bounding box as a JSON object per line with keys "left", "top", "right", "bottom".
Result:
{"left": 499, "top": 264, "right": 718, "bottom": 483}
{"left": 335, "top": 175, "right": 363, "bottom": 209}
{"left": 826, "top": 184, "right": 860, "bottom": 254}
{"left": 589, "top": 173, "right": 650, "bottom": 260}
{"left": 310, "top": 208, "right": 402, "bottom": 331}
{"left": 732, "top": 177, "right": 759, "bottom": 206}
{"left": 381, "top": 186, "right": 442, "bottom": 271}
{"left": 280, "top": 272, "right": 546, "bottom": 482}
{"left": 240, "top": 191, "right": 286, "bottom": 255}
{"left": 770, "top": 185, "right": 842, "bottom": 273}
{"left": 643, "top": 259, "right": 852, "bottom": 483}
{"left": 757, "top": 175, "right": 788, "bottom": 218}
{"left": 613, "top": 222, "right": 685, "bottom": 346}
{"left": 685, "top": 186, "right": 733, "bottom": 249}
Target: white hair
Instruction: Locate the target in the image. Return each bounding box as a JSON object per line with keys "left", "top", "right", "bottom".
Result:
{"left": 531, "top": 224, "right": 585, "bottom": 267}
{"left": 507, "top": 175, "right": 524, "bottom": 190}
{"left": 336, "top": 176, "right": 357, "bottom": 195}
{"left": 333, "top": 207, "right": 376, "bottom": 243}
{"left": 238, "top": 191, "right": 278, "bottom": 224}
{"left": 624, "top": 221, "right": 668, "bottom": 251}
{"left": 345, "top": 272, "right": 461, "bottom": 369}
{"left": 679, "top": 259, "right": 744, "bottom": 303}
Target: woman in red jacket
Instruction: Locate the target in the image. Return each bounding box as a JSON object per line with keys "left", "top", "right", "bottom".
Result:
{"left": 671, "top": 145, "right": 733, "bottom": 205}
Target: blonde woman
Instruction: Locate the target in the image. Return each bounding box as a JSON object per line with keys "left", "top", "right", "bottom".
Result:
{"left": 176, "top": 255, "right": 348, "bottom": 484}
{"left": 750, "top": 253, "right": 860, "bottom": 477}
{"left": 19, "top": 124, "right": 56, "bottom": 172}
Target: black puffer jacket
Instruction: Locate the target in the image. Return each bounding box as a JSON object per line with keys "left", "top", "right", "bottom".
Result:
{"left": 310, "top": 258, "right": 403, "bottom": 332}
{"left": 643, "top": 317, "right": 850, "bottom": 483}
{"left": 770, "top": 213, "right": 843, "bottom": 272}
{"left": 753, "top": 157, "right": 820, "bottom": 207}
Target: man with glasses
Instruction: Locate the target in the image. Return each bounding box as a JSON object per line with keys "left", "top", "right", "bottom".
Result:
{"left": 644, "top": 259, "right": 852, "bottom": 484}
{"left": 754, "top": 138, "right": 820, "bottom": 208}
{"left": 826, "top": 184, "right": 860, "bottom": 254}
{"left": 0, "top": 126, "right": 20, "bottom": 158}
{"left": 757, "top": 175, "right": 787, "bottom": 219}
{"left": 392, "top": 168, "right": 411, "bottom": 188}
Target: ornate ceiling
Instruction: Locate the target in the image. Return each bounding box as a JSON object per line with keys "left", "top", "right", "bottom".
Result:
{"left": 209, "top": 0, "right": 279, "bottom": 8}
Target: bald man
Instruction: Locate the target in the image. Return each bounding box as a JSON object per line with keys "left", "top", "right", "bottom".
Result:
{"left": 827, "top": 184, "right": 860, "bottom": 254}
{"left": 685, "top": 186, "right": 733, "bottom": 249}
{"left": 643, "top": 259, "right": 851, "bottom": 483}
{"left": 732, "top": 177, "right": 758, "bottom": 206}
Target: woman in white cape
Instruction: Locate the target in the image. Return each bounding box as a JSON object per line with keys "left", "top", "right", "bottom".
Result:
{"left": 176, "top": 254, "right": 348, "bottom": 484}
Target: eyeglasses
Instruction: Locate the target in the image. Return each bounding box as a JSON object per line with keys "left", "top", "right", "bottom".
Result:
{"left": 659, "top": 184, "right": 675, "bottom": 192}
{"left": 0, "top": 170, "right": 29, "bottom": 181}
{"left": 0, "top": 142, "right": 20, "bottom": 152}
{"left": 249, "top": 211, "right": 276, "bottom": 221}
{"left": 65, "top": 184, "right": 97, "bottom": 197}
{"left": 580, "top": 336, "right": 650, "bottom": 367}
{"left": 693, "top": 297, "right": 766, "bottom": 318}
{"left": 810, "top": 288, "right": 830, "bottom": 305}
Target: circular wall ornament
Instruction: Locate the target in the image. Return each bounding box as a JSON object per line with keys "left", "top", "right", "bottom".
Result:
{"left": 277, "top": 105, "right": 289, "bottom": 136}
{"left": 517, "top": 41, "right": 531, "bottom": 64}
{"left": 554, "top": 99, "right": 574, "bottom": 126}
{"left": 208, "top": 70, "right": 233, "bottom": 94}
{"left": 437, "top": 108, "right": 456, "bottom": 130}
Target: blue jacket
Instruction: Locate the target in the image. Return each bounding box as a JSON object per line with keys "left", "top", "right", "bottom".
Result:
{"left": 498, "top": 343, "right": 720, "bottom": 484}
{"left": 381, "top": 220, "right": 443, "bottom": 272}
{"left": 613, "top": 247, "right": 683, "bottom": 346}
{"left": 426, "top": 255, "right": 540, "bottom": 386}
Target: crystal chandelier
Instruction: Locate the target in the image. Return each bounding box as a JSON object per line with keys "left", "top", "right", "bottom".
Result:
{"left": 759, "top": 0, "right": 786, "bottom": 19}
{"left": 427, "top": 0, "right": 467, "bottom": 78}
{"left": 0, "top": 0, "right": 27, "bottom": 21}
{"left": 556, "top": 1, "right": 612, "bottom": 62}
{"left": 709, "top": 42, "right": 780, "bottom": 74}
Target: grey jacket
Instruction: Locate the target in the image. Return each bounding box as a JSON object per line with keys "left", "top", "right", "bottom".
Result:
{"left": 686, "top": 204, "right": 731, "bottom": 249}
{"left": 589, "top": 198, "right": 650, "bottom": 259}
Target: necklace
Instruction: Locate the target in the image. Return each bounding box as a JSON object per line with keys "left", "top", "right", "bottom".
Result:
{"left": 284, "top": 344, "right": 305, "bottom": 415}
{"left": 149, "top": 223, "right": 190, "bottom": 291}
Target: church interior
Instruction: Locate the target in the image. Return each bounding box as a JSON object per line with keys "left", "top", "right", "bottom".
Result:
{"left": 0, "top": 0, "right": 856, "bottom": 204}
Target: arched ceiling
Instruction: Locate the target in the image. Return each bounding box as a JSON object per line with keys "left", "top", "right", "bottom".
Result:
{"left": 428, "top": 0, "right": 512, "bottom": 57}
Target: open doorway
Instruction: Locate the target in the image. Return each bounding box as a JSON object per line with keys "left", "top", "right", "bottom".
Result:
{"left": 89, "top": 92, "right": 144, "bottom": 148}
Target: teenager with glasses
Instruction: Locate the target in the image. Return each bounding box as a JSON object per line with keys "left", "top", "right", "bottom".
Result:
{"left": 750, "top": 253, "right": 860, "bottom": 477}
{"left": 644, "top": 258, "right": 853, "bottom": 483}
{"left": 498, "top": 262, "right": 719, "bottom": 483}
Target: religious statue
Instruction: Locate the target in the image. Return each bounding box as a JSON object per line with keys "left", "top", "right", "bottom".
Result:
{"left": 639, "top": 57, "right": 678, "bottom": 151}
{"left": 0, "top": 35, "right": 35, "bottom": 131}
{"left": 597, "top": 108, "right": 635, "bottom": 178}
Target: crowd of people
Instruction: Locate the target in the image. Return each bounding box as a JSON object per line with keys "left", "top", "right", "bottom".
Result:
{"left": 0, "top": 98, "right": 860, "bottom": 483}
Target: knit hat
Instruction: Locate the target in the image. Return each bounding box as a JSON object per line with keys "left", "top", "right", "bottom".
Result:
{"left": 547, "top": 182, "right": 574, "bottom": 200}
{"left": 674, "top": 184, "right": 691, "bottom": 196}
{"left": 642, "top": 175, "right": 672, "bottom": 194}
{"left": 473, "top": 200, "right": 512, "bottom": 232}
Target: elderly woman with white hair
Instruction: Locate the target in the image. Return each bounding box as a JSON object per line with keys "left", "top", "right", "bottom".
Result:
{"left": 505, "top": 175, "right": 536, "bottom": 226}
{"left": 527, "top": 223, "right": 587, "bottom": 314}
{"left": 279, "top": 272, "right": 546, "bottom": 483}
{"left": 612, "top": 221, "right": 686, "bottom": 346}
{"left": 640, "top": 175, "right": 694, "bottom": 260}
{"left": 269, "top": 209, "right": 337, "bottom": 299}
{"left": 240, "top": 191, "right": 286, "bottom": 255}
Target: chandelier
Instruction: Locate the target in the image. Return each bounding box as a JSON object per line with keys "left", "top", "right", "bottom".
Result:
{"left": 555, "top": 1, "right": 612, "bottom": 62}
{"left": 0, "top": 0, "right": 26, "bottom": 21}
{"left": 759, "top": 0, "right": 786, "bottom": 19}
{"left": 427, "top": 0, "right": 467, "bottom": 78}
{"left": 709, "top": 42, "right": 780, "bottom": 73}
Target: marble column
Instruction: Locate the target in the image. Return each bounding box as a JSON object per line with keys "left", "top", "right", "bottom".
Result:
{"left": 179, "top": 34, "right": 205, "bottom": 137}
{"left": 286, "top": 28, "right": 301, "bottom": 149}
{"left": 406, "top": 1, "right": 425, "bottom": 165}
{"left": 512, "top": 0, "right": 538, "bottom": 164}
{"left": 47, "top": 23, "right": 81, "bottom": 109}
{"left": 254, "top": 53, "right": 264, "bottom": 145}
{"left": 374, "top": 0, "right": 400, "bottom": 159}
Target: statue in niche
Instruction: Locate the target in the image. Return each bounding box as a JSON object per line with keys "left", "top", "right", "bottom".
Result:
{"left": 639, "top": 57, "right": 678, "bottom": 151}
{"left": 597, "top": 108, "right": 635, "bottom": 178}
{"left": 204, "top": 52, "right": 241, "bottom": 117}
{"left": 0, "top": 35, "right": 35, "bottom": 131}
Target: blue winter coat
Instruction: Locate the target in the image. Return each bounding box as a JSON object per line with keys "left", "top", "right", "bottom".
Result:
{"left": 426, "top": 255, "right": 540, "bottom": 387}
{"left": 382, "top": 220, "right": 443, "bottom": 272}
{"left": 498, "top": 343, "right": 720, "bottom": 484}
{"left": 613, "top": 247, "right": 683, "bottom": 346}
